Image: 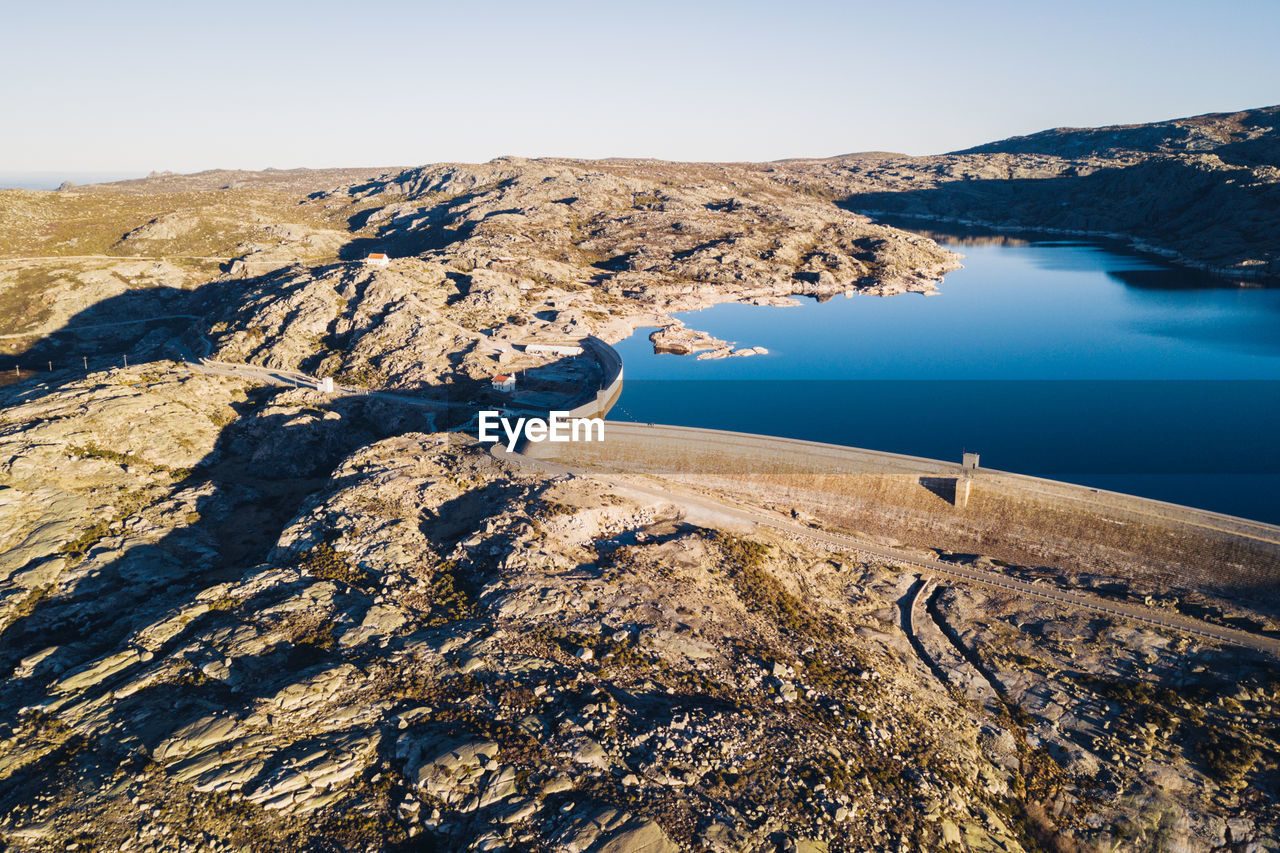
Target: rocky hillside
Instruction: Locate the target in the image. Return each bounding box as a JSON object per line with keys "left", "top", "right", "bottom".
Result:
{"left": 766, "top": 105, "right": 1280, "bottom": 279}
{"left": 2, "top": 370, "right": 1275, "bottom": 852}
{"left": 955, "top": 106, "right": 1280, "bottom": 161}
{"left": 1, "top": 145, "right": 1278, "bottom": 852}
{"left": 1, "top": 158, "right": 957, "bottom": 391}
{"left": 191, "top": 158, "right": 957, "bottom": 392}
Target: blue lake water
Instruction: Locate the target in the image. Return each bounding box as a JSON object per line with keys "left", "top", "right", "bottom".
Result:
{"left": 611, "top": 228, "right": 1280, "bottom": 523}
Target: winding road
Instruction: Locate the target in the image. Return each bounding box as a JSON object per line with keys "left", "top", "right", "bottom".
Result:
{"left": 189, "top": 358, "right": 453, "bottom": 427}
{"left": 0, "top": 254, "right": 263, "bottom": 264}
{"left": 0, "top": 314, "right": 202, "bottom": 341}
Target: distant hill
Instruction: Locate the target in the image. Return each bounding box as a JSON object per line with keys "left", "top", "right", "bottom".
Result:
{"left": 952, "top": 105, "right": 1280, "bottom": 166}
{"left": 765, "top": 105, "right": 1280, "bottom": 279}
{"left": 771, "top": 151, "right": 908, "bottom": 164}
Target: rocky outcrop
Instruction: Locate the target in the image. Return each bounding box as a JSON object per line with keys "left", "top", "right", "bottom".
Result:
{"left": 2, "top": 368, "right": 1276, "bottom": 850}
{"left": 648, "top": 323, "right": 769, "bottom": 359}
{"left": 763, "top": 105, "right": 1280, "bottom": 280}
{"left": 1, "top": 113, "right": 1277, "bottom": 852}
{"left": 0, "top": 377, "right": 1063, "bottom": 851}
{"left": 194, "top": 157, "right": 956, "bottom": 390}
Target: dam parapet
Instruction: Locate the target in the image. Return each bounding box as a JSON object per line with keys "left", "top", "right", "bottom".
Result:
{"left": 531, "top": 421, "right": 1280, "bottom": 609}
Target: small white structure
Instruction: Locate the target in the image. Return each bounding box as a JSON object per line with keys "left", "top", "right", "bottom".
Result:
{"left": 526, "top": 343, "right": 584, "bottom": 357}
{"left": 318, "top": 376, "right": 335, "bottom": 393}
{"left": 364, "top": 252, "right": 390, "bottom": 267}
{"left": 962, "top": 452, "right": 980, "bottom": 470}
{"left": 491, "top": 374, "right": 516, "bottom": 392}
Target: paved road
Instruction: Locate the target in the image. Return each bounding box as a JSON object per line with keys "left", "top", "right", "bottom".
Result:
{"left": 496, "top": 444, "right": 1280, "bottom": 658}
{"left": 190, "top": 358, "right": 453, "bottom": 419}
{"left": 0, "top": 254, "right": 259, "bottom": 264}
{"left": 0, "top": 314, "right": 202, "bottom": 341}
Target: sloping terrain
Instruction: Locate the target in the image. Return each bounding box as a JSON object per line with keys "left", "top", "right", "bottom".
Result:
{"left": 763, "top": 105, "right": 1280, "bottom": 278}
{"left": 2, "top": 158, "right": 957, "bottom": 389}
{"left": 2, "top": 371, "right": 1276, "bottom": 852}
{"left": 1, "top": 118, "right": 1279, "bottom": 851}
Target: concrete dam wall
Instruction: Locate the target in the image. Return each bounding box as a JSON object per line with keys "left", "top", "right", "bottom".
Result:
{"left": 560, "top": 335, "right": 623, "bottom": 421}
{"left": 530, "top": 422, "right": 1280, "bottom": 605}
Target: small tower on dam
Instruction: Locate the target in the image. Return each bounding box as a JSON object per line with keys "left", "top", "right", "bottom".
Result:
{"left": 957, "top": 452, "right": 979, "bottom": 508}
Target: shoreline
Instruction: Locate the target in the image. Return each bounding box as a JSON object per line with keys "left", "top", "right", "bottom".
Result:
{"left": 858, "top": 209, "right": 1278, "bottom": 284}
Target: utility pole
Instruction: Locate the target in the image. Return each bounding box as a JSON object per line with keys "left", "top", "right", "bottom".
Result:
{"left": 83, "top": 356, "right": 88, "bottom": 370}
{"left": 123, "top": 354, "right": 128, "bottom": 368}
{"left": 48, "top": 361, "right": 52, "bottom": 372}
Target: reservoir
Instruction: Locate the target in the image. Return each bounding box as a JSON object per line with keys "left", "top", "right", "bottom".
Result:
{"left": 611, "top": 225, "right": 1280, "bottom": 524}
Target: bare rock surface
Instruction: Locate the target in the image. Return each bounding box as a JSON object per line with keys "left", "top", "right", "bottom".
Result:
{"left": 183, "top": 157, "right": 957, "bottom": 393}
{"left": 0, "top": 386, "right": 1047, "bottom": 851}
{"left": 1, "top": 375, "right": 1275, "bottom": 850}
{"left": 764, "top": 105, "right": 1280, "bottom": 279}
{"left": 0, "top": 110, "right": 1278, "bottom": 851}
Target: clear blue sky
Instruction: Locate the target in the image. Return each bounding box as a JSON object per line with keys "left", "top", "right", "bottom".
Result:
{"left": 3, "top": 0, "right": 1277, "bottom": 173}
